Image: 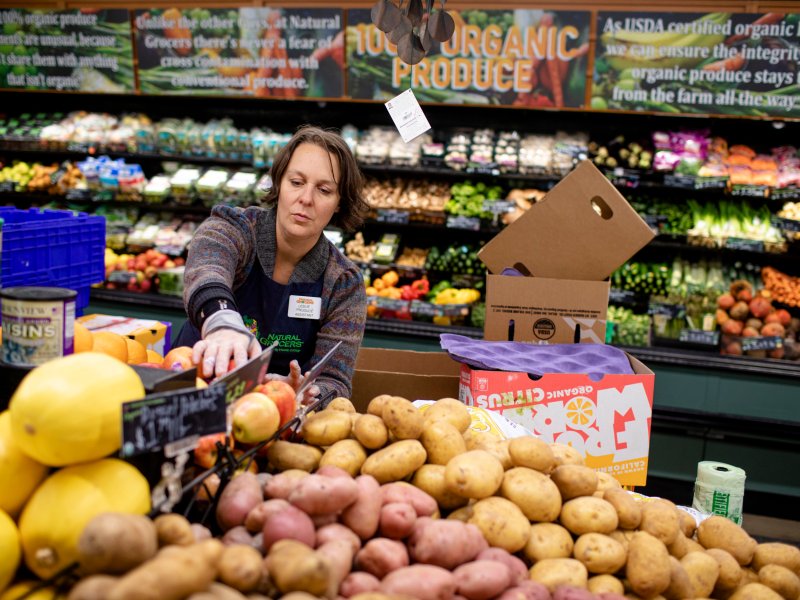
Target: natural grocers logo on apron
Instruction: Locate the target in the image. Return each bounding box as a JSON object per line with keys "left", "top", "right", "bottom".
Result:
{"left": 243, "top": 316, "right": 303, "bottom": 353}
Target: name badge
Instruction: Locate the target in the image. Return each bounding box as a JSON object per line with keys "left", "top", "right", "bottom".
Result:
{"left": 288, "top": 295, "right": 321, "bottom": 320}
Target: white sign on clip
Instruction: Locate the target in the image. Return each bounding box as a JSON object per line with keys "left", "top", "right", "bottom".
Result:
{"left": 385, "top": 88, "right": 432, "bottom": 143}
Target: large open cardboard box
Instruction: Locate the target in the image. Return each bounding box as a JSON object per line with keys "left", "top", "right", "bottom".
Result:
{"left": 351, "top": 347, "right": 460, "bottom": 413}
{"left": 478, "top": 160, "right": 655, "bottom": 344}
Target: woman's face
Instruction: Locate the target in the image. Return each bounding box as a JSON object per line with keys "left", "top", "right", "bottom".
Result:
{"left": 276, "top": 142, "right": 341, "bottom": 244}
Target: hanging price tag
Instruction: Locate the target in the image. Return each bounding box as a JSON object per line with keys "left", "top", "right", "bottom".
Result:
{"left": 214, "top": 343, "right": 277, "bottom": 405}
{"left": 609, "top": 289, "right": 637, "bottom": 304}
{"left": 447, "top": 215, "right": 481, "bottom": 230}
{"left": 376, "top": 209, "right": 410, "bottom": 225}
{"left": 679, "top": 329, "right": 720, "bottom": 346}
{"left": 648, "top": 302, "right": 685, "bottom": 318}
{"left": 120, "top": 385, "right": 227, "bottom": 459}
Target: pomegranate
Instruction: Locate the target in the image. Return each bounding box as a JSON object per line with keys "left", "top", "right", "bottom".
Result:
{"left": 761, "top": 322, "right": 786, "bottom": 338}
{"left": 745, "top": 318, "right": 763, "bottom": 331}
{"left": 721, "top": 319, "right": 744, "bottom": 336}
{"left": 715, "top": 309, "right": 730, "bottom": 326}
{"left": 729, "top": 301, "right": 750, "bottom": 322}
{"left": 748, "top": 297, "right": 772, "bottom": 320}
{"left": 741, "top": 327, "right": 759, "bottom": 338}
{"left": 717, "top": 293, "right": 735, "bottom": 310}
{"left": 774, "top": 309, "right": 791, "bottom": 327}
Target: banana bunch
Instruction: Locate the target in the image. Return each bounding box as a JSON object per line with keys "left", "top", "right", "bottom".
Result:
{"left": 601, "top": 12, "right": 731, "bottom": 71}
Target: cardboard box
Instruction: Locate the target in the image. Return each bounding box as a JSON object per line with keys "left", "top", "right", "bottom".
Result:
{"left": 459, "top": 353, "right": 655, "bottom": 486}
{"left": 351, "top": 348, "right": 460, "bottom": 413}
{"left": 478, "top": 161, "right": 655, "bottom": 344}
{"left": 78, "top": 314, "right": 172, "bottom": 356}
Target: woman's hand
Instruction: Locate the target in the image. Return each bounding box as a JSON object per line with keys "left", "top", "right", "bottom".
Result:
{"left": 266, "top": 359, "right": 321, "bottom": 406}
{"left": 193, "top": 328, "right": 261, "bottom": 379}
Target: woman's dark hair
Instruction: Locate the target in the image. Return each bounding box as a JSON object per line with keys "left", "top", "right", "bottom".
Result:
{"left": 265, "top": 125, "right": 368, "bottom": 233}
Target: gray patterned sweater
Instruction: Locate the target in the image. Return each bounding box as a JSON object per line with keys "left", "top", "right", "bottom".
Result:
{"left": 184, "top": 205, "right": 367, "bottom": 399}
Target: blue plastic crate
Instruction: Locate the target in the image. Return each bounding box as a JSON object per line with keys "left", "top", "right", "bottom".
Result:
{"left": 0, "top": 207, "right": 106, "bottom": 313}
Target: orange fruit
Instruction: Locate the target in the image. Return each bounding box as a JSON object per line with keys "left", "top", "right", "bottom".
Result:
{"left": 162, "top": 346, "right": 194, "bottom": 371}
{"left": 146, "top": 349, "right": 163, "bottom": 364}
{"left": 73, "top": 322, "right": 93, "bottom": 353}
{"left": 124, "top": 338, "right": 148, "bottom": 365}
{"left": 91, "top": 332, "right": 128, "bottom": 363}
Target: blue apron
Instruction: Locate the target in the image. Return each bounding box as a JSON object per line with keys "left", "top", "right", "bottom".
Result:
{"left": 174, "top": 256, "right": 323, "bottom": 375}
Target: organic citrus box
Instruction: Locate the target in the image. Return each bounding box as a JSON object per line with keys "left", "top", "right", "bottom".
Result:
{"left": 458, "top": 354, "right": 655, "bottom": 486}
{"left": 78, "top": 314, "right": 171, "bottom": 356}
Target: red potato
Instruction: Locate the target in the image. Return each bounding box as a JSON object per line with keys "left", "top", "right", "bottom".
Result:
{"left": 379, "top": 502, "right": 417, "bottom": 539}
{"left": 596, "top": 594, "right": 626, "bottom": 600}
{"left": 222, "top": 525, "right": 255, "bottom": 546}
{"left": 262, "top": 505, "right": 315, "bottom": 551}
{"left": 476, "top": 548, "right": 529, "bottom": 584}
{"left": 317, "top": 465, "right": 353, "bottom": 479}
{"left": 217, "top": 472, "right": 264, "bottom": 531}
{"left": 316, "top": 523, "right": 362, "bottom": 555}
{"left": 341, "top": 475, "right": 382, "bottom": 540}
{"left": 454, "top": 560, "right": 513, "bottom": 600}
{"left": 553, "top": 586, "right": 595, "bottom": 600}
{"left": 264, "top": 471, "right": 308, "bottom": 499}
{"left": 408, "top": 517, "right": 487, "bottom": 569}
{"left": 355, "top": 538, "right": 409, "bottom": 579}
{"left": 289, "top": 474, "right": 359, "bottom": 515}
{"left": 245, "top": 499, "right": 291, "bottom": 533}
{"left": 496, "top": 580, "right": 552, "bottom": 600}
{"left": 380, "top": 564, "right": 458, "bottom": 600}
{"left": 340, "top": 572, "right": 381, "bottom": 598}
{"left": 380, "top": 482, "right": 438, "bottom": 517}
{"left": 312, "top": 513, "right": 339, "bottom": 528}
{"left": 191, "top": 524, "right": 212, "bottom": 542}
{"left": 316, "top": 539, "right": 354, "bottom": 599}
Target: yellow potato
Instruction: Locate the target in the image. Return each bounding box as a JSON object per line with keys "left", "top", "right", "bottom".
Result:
{"left": 423, "top": 398, "right": 471, "bottom": 433}
{"left": 686, "top": 537, "right": 706, "bottom": 555}
{"left": 508, "top": 436, "right": 556, "bottom": 473}
{"left": 697, "top": 516, "right": 758, "bottom": 566}
{"left": 664, "top": 555, "right": 693, "bottom": 600}
{"left": 550, "top": 443, "right": 584, "bottom": 466}
{"left": 411, "top": 464, "right": 468, "bottom": 511}
{"left": 326, "top": 397, "right": 356, "bottom": 413}
{"left": 500, "top": 467, "right": 561, "bottom": 522}
{"left": 640, "top": 500, "right": 680, "bottom": 545}
{"left": 560, "top": 497, "right": 619, "bottom": 535}
{"left": 667, "top": 533, "right": 690, "bottom": 559}
{"left": 588, "top": 575, "right": 625, "bottom": 595}
{"left": 302, "top": 410, "right": 352, "bottom": 446}
{"left": 381, "top": 396, "right": 424, "bottom": 440}
{"left": 525, "top": 523, "right": 574, "bottom": 563}
{"left": 445, "top": 450, "right": 504, "bottom": 499}
{"left": 758, "top": 565, "right": 800, "bottom": 600}
{"left": 752, "top": 543, "right": 800, "bottom": 574}
{"left": 447, "top": 505, "right": 474, "bottom": 523}
{"left": 706, "top": 548, "right": 742, "bottom": 592}
{"left": 367, "top": 394, "right": 393, "bottom": 416}
{"left": 679, "top": 509, "right": 697, "bottom": 538}
{"left": 742, "top": 569, "right": 763, "bottom": 586}
{"left": 319, "top": 439, "right": 367, "bottom": 477}
{"left": 481, "top": 439, "right": 513, "bottom": 470}
{"left": 596, "top": 472, "right": 622, "bottom": 492}
{"left": 626, "top": 531, "right": 671, "bottom": 599}
{"left": 468, "top": 496, "right": 530, "bottom": 554}
{"left": 603, "top": 489, "right": 642, "bottom": 530}
{"left": 681, "top": 550, "right": 720, "bottom": 598}
{"left": 609, "top": 529, "right": 635, "bottom": 553}
{"left": 267, "top": 441, "right": 322, "bottom": 472}
{"left": 551, "top": 464, "right": 598, "bottom": 500}
{"left": 529, "top": 558, "right": 588, "bottom": 592}
{"left": 360, "top": 440, "right": 426, "bottom": 484}
{"left": 730, "top": 583, "right": 784, "bottom": 600}
{"left": 573, "top": 533, "right": 627, "bottom": 574}
{"left": 420, "top": 420, "right": 466, "bottom": 465}
{"left": 353, "top": 414, "right": 389, "bottom": 450}
{"left": 463, "top": 429, "right": 495, "bottom": 451}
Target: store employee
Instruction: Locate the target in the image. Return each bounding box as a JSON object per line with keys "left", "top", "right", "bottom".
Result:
{"left": 176, "top": 126, "right": 369, "bottom": 402}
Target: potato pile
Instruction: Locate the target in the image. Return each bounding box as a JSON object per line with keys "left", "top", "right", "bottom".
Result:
{"left": 64, "top": 396, "right": 800, "bottom": 600}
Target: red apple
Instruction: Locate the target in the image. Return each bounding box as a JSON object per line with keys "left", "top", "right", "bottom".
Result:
{"left": 137, "top": 361, "right": 164, "bottom": 369}
{"left": 232, "top": 392, "right": 281, "bottom": 444}
{"left": 193, "top": 433, "right": 231, "bottom": 469}
{"left": 255, "top": 380, "right": 297, "bottom": 426}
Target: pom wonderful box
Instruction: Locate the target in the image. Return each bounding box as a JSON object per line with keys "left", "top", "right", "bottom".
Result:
{"left": 477, "top": 160, "right": 655, "bottom": 345}
{"left": 458, "top": 355, "right": 654, "bottom": 486}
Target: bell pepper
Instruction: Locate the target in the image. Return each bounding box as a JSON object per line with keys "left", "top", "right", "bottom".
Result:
{"left": 400, "top": 285, "right": 417, "bottom": 301}
{"left": 411, "top": 278, "right": 430, "bottom": 295}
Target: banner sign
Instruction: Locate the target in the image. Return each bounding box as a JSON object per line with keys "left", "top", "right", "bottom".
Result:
{"left": 347, "top": 9, "right": 590, "bottom": 107}
{"left": 593, "top": 12, "right": 800, "bottom": 118}
{"left": 135, "top": 7, "right": 344, "bottom": 98}
{"left": 0, "top": 9, "right": 134, "bottom": 92}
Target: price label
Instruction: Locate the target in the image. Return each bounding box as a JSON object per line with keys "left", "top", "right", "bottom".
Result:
{"left": 214, "top": 343, "right": 276, "bottom": 406}
{"left": 66, "top": 142, "right": 92, "bottom": 154}
{"left": 447, "top": 215, "right": 481, "bottom": 231}
{"left": 663, "top": 174, "right": 696, "bottom": 189}
{"left": 773, "top": 216, "right": 800, "bottom": 233}
{"left": 771, "top": 187, "right": 800, "bottom": 201}
{"left": 483, "top": 200, "right": 515, "bottom": 215}
{"left": 608, "top": 168, "right": 640, "bottom": 189}
{"left": 409, "top": 300, "right": 440, "bottom": 317}
{"left": 466, "top": 165, "right": 499, "bottom": 176}
{"left": 730, "top": 185, "right": 769, "bottom": 198}
{"left": 694, "top": 176, "right": 728, "bottom": 190}
{"left": 741, "top": 336, "right": 783, "bottom": 352}
{"left": 65, "top": 188, "right": 92, "bottom": 202}
{"left": 726, "top": 238, "right": 764, "bottom": 253}
{"left": 376, "top": 209, "right": 410, "bottom": 225}
{"left": 648, "top": 302, "right": 685, "bottom": 318}
{"left": 679, "top": 329, "right": 720, "bottom": 346}
{"left": 0, "top": 181, "right": 15, "bottom": 193}
{"left": 609, "top": 289, "right": 637, "bottom": 304}
{"left": 121, "top": 385, "right": 226, "bottom": 458}
{"left": 108, "top": 270, "right": 137, "bottom": 285}
{"left": 373, "top": 297, "right": 411, "bottom": 311}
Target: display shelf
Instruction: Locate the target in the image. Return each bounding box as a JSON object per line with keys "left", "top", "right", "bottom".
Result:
{"left": 90, "top": 287, "right": 184, "bottom": 310}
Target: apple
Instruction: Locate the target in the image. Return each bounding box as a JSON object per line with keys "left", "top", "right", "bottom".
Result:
{"left": 232, "top": 392, "right": 281, "bottom": 444}
{"left": 137, "top": 361, "right": 164, "bottom": 369}
{"left": 193, "top": 433, "right": 231, "bottom": 469}
{"left": 255, "top": 380, "right": 297, "bottom": 426}
{"left": 163, "top": 346, "right": 195, "bottom": 371}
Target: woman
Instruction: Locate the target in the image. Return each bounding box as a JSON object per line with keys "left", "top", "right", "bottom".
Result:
{"left": 177, "top": 125, "right": 369, "bottom": 401}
